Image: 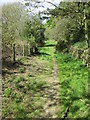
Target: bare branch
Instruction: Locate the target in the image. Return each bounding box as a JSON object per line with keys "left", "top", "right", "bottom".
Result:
{"left": 45, "top": 1, "right": 57, "bottom": 8}
{"left": 33, "top": 0, "right": 58, "bottom": 8}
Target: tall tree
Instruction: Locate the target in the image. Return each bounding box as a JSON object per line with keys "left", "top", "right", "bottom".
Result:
{"left": 2, "top": 3, "right": 27, "bottom": 45}
{"left": 2, "top": 3, "right": 27, "bottom": 62}
{"left": 23, "top": 16, "right": 45, "bottom": 54}
{"left": 45, "top": 2, "right": 90, "bottom": 51}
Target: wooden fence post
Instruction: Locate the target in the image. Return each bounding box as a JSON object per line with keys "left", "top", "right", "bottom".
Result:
{"left": 23, "top": 44, "right": 25, "bottom": 57}
{"left": 28, "top": 43, "right": 30, "bottom": 56}
{"left": 12, "top": 43, "right": 15, "bottom": 63}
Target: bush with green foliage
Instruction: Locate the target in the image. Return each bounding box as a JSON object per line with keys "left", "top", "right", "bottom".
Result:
{"left": 2, "top": 3, "right": 26, "bottom": 45}
{"left": 45, "top": 2, "right": 90, "bottom": 51}
{"left": 24, "top": 17, "right": 45, "bottom": 54}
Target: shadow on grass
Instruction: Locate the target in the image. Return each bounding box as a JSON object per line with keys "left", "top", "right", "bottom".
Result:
{"left": 37, "top": 52, "right": 50, "bottom": 56}
{"left": 2, "top": 59, "right": 21, "bottom": 71}
{"left": 44, "top": 44, "right": 56, "bottom": 47}
{"left": 2, "top": 70, "right": 16, "bottom": 76}
{"left": 2, "top": 59, "right": 26, "bottom": 76}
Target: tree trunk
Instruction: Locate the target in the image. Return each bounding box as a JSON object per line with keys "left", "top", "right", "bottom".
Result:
{"left": 12, "top": 43, "right": 15, "bottom": 62}
{"left": 30, "top": 47, "right": 33, "bottom": 55}
{"left": 33, "top": 47, "right": 35, "bottom": 53}
{"left": 35, "top": 47, "right": 38, "bottom": 54}
{"left": 84, "top": 3, "right": 89, "bottom": 48}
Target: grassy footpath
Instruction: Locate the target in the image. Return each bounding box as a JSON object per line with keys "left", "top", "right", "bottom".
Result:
{"left": 54, "top": 53, "right": 89, "bottom": 118}
{"left": 2, "top": 40, "right": 89, "bottom": 119}
{"left": 39, "top": 40, "right": 89, "bottom": 118}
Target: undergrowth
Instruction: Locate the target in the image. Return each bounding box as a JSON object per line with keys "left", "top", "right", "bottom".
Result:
{"left": 3, "top": 75, "right": 47, "bottom": 119}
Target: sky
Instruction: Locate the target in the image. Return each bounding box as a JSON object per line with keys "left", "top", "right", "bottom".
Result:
{"left": 0, "top": 0, "right": 88, "bottom": 5}
{"left": 0, "top": 0, "right": 61, "bottom": 14}
{"left": 29, "top": 0, "right": 61, "bottom": 14}
{"left": 0, "top": 0, "right": 61, "bottom": 19}
{"left": 0, "top": 0, "right": 18, "bottom": 5}
{"left": 0, "top": 0, "right": 61, "bottom": 6}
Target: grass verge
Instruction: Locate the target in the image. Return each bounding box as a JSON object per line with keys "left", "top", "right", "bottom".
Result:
{"left": 54, "top": 53, "right": 89, "bottom": 118}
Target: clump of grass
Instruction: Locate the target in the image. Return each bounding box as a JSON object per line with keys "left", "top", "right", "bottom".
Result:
{"left": 27, "top": 74, "right": 35, "bottom": 77}
{"left": 11, "top": 91, "right": 17, "bottom": 98}
{"left": 18, "top": 76, "right": 25, "bottom": 81}
{"left": 17, "top": 57, "right": 25, "bottom": 64}
{"left": 4, "top": 88, "right": 12, "bottom": 97}
{"left": 26, "top": 77, "right": 47, "bottom": 92}
{"left": 19, "top": 67, "right": 25, "bottom": 73}
{"left": 14, "top": 76, "right": 25, "bottom": 90}
{"left": 33, "top": 110, "right": 40, "bottom": 116}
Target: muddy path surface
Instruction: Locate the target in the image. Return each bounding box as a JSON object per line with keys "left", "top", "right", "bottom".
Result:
{"left": 40, "top": 56, "right": 60, "bottom": 118}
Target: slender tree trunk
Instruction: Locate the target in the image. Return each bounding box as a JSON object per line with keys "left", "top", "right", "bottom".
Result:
{"left": 84, "top": 3, "right": 89, "bottom": 48}
{"left": 33, "top": 47, "right": 35, "bottom": 53}
{"left": 12, "top": 43, "right": 15, "bottom": 62}
{"left": 30, "top": 47, "right": 33, "bottom": 55}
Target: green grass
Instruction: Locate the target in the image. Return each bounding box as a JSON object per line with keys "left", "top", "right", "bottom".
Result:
{"left": 38, "top": 44, "right": 54, "bottom": 74}
{"left": 73, "top": 40, "right": 87, "bottom": 49}
{"left": 19, "top": 67, "right": 25, "bottom": 73}
{"left": 3, "top": 74, "right": 47, "bottom": 119}
{"left": 4, "top": 88, "right": 12, "bottom": 97}
{"left": 3, "top": 40, "right": 89, "bottom": 119}
{"left": 55, "top": 53, "right": 89, "bottom": 118}
{"left": 45, "top": 40, "right": 57, "bottom": 46}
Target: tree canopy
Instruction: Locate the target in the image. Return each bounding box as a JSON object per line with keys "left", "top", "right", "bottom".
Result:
{"left": 45, "top": 2, "right": 90, "bottom": 51}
